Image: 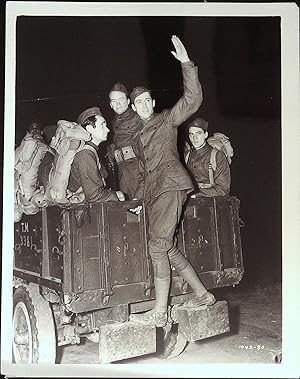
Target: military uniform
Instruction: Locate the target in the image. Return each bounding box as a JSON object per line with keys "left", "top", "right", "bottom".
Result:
{"left": 110, "top": 108, "right": 142, "bottom": 199}
{"left": 187, "top": 143, "right": 231, "bottom": 197}
{"left": 68, "top": 142, "right": 118, "bottom": 203}
{"left": 133, "top": 60, "right": 202, "bottom": 278}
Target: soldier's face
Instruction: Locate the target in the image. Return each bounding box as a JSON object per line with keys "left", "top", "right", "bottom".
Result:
{"left": 90, "top": 115, "right": 110, "bottom": 142}
{"left": 189, "top": 127, "right": 208, "bottom": 149}
{"left": 132, "top": 92, "right": 155, "bottom": 121}
{"left": 109, "top": 91, "right": 129, "bottom": 115}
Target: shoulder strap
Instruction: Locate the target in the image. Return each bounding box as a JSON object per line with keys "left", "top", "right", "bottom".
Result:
{"left": 208, "top": 148, "right": 218, "bottom": 186}
{"left": 81, "top": 144, "right": 101, "bottom": 169}
{"left": 81, "top": 144, "right": 106, "bottom": 186}
{"left": 184, "top": 150, "right": 190, "bottom": 164}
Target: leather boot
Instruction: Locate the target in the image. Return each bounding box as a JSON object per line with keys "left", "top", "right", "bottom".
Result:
{"left": 130, "top": 276, "right": 170, "bottom": 327}
{"left": 178, "top": 263, "right": 216, "bottom": 308}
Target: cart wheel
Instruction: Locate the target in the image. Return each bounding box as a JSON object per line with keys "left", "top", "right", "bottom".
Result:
{"left": 12, "top": 285, "right": 56, "bottom": 363}
{"left": 157, "top": 324, "right": 188, "bottom": 360}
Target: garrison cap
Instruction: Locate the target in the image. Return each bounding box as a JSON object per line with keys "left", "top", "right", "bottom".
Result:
{"left": 130, "top": 86, "right": 151, "bottom": 104}
{"left": 188, "top": 117, "right": 208, "bottom": 131}
{"left": 109, "top": 82, "right": 128, "bottom": 97}
{"left": 77, "top": 107, "right": 102, "bottom": 126}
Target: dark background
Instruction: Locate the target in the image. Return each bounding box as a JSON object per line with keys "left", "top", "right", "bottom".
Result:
{"left": 14, "top": 15, "right": 281, "bottom": 287}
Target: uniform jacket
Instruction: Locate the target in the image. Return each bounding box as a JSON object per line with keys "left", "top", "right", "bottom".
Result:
{"left": 68, "top": 142, "right": 118, "bottom": 202}
{"left": 133, "top": 61, "right": 203, "bottom": 204}
{"left": 112, "top": 108, "right": 142, "bottom": 149}
{"left": 187, "top": 142, "right": 231, "bottom": 197}
{"left": 108, "top": 108, "right": 142, "bottom": 198}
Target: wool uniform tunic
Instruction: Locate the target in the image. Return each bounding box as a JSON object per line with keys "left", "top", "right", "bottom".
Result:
{"left": 187, "top": 143, "right": 231, "bottom": 197}
{"left": 133, "top": 61, "right": 202, "bottom": 204}
{"left": 68, "top": 142, "right": 118, "bottom": 203}
{"left": 110, "top": 108, "right": 142, "bottom": 198}
{"left": 133, "top": 60, "right": 203, "bottom": 278}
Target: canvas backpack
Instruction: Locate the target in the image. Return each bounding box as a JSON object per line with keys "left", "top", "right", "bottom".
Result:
{"left": 29, "top": 120, "right": 91, "bottom": 211}
{"left": 206, "top": 132, "right": 233, "bottom": 186}
{"left": 14, "top": 132, "right": 54, "bottom": 222}
{"left": 46, "top": 119, "right": 91, "bottom": 203}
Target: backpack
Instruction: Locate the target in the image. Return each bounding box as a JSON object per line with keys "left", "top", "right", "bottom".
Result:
{"left": 184, "top": 132, "right": 233, "bottom": 187}
{"left": 14, "top": 132, "right": 54, "bottom": 222}
{"left": 30, "top": 120, "right": 91, "bottom": 210}
{"left": 206, "top": 133, "right": 233, "bottom": 186}
{"left": 46, "top": 120, "right": 91, "bottom": 203}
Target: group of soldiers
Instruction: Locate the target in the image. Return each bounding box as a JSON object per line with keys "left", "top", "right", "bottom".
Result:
{"left": 15, "top": 35, "right": 231, "bottom": 327}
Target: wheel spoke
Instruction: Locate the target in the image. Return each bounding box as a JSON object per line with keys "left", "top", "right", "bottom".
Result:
{"left": 14, "top": 332, "right": 29, "bottom": 345}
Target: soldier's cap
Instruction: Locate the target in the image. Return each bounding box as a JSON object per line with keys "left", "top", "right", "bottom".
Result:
{"left": 77, "top": 107, "right": 102, "bottom": 126}
{"left": 188, "top": 117, "right": 208, "bottom": 131}
{"left": 130, "top": 86, "right": 151, "bottom": 104}
{"left": 109, "top": 82, "right": 128, "bottom": 97}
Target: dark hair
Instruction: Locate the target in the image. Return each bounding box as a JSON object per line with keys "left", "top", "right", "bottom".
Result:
{"left": 28, "top": 120, "right": 42, "bottom": 133}
{"left": 82, "top": 115, "right": 97, "bottom": 129}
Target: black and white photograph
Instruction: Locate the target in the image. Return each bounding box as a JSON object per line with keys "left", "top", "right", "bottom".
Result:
{"left": 1, "top": 2, "right": 300, "bottom": 378}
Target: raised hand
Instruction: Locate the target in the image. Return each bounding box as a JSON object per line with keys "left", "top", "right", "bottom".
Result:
{"left": 170, "top": 35, "right": 190, "bottom": 63}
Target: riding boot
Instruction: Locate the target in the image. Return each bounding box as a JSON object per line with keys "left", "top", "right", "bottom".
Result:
{"left": 178, "top": 263, "right": 216, "bottom": 308}
{"left": 130, "top": 276, "right": 170, "bottom": 327}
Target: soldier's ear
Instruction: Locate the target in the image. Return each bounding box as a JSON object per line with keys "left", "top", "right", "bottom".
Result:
{"left": 85, "top": 124, "right": 93, "bottom": 136}
{"left": 204, "top": 131, "right": 208, "bottom": 139}
{"left": 152, "top": 99, "right": 155, "bottom": 108}
{"left": 131, "top": 104, "right": 136, "bottom": 112}
{"left": 127, "top": 98, "right": 130, "bottom": 106}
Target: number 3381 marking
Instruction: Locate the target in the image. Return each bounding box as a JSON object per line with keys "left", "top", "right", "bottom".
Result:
{"left": 19, "top": 235, "right": 33, "bottom": 248}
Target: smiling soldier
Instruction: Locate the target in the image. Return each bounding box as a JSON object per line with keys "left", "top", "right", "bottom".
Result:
{"left": 67, "top": 106, "right": 125, "bottom": 203}
{"left": 129, "top": 35, "right": 216, "bottom": 328}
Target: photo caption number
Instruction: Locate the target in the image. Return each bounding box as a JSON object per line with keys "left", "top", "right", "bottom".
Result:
{"left": 238, "top": 345, "right": 265, "bottom": 351}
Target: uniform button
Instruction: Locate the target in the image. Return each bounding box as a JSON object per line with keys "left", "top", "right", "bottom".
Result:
{"left": 193, "top": 165, "right": 196, "bottom": 168}
{"left": 149, "top": 169, "right": 152, "bottom": 173}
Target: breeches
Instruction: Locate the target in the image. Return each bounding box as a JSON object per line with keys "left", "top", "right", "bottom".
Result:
{"left": 147, "top": 190, "right": 189, "bottom": 278}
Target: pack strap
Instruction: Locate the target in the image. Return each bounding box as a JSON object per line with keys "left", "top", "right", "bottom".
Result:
{"left": 208, "top": 148, "right": 218, "bottom": 186}
{"left": 80, "top": 144, "right": 106, "bottom": 187}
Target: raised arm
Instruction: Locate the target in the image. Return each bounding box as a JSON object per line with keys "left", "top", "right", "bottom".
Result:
{"left": 166, "top": 35, "right": 203, "bottom": 127}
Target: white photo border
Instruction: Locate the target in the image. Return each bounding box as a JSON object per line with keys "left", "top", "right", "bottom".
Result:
{"left": 2, "top": 2, "right": 300, "bottom": 378}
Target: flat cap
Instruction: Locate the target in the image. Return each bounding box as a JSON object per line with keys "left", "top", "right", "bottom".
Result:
{"left": 130, "top": 86, "right": 151, "bottom": 104}
{"left": 77, "top": 107, "right": 102, "bottom": 125}
{"left": 188, "top": 117, "right": 208, "bottom": 131}
{"left": 109, "top": 82, "right": 128, "bottom": 96}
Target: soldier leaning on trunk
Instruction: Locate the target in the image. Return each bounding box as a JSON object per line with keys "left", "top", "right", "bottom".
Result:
{"left": 67, "top": 107, "right": 125, "bottom": 203}
{"left": 129, "top": 35, "right": 216, "bottom": 328}
{"left": 186, "top": 117, "right": 231, "bottom": 197}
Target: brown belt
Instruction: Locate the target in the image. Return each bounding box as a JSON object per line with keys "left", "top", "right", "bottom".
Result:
{"left": 114, "top": 145, "right": 136, "bottom": 163}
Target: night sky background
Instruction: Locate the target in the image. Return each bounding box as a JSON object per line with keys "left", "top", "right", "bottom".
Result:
{"left": 14, "top": 15, "right": 281, "bottom": 287}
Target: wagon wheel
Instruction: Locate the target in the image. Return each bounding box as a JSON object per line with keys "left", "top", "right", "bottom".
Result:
{"left": 157, "top": 323, "right": 188, "bottom": 360}
{"left": 13, "top": 285, "right": 56, "bottom": 364}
